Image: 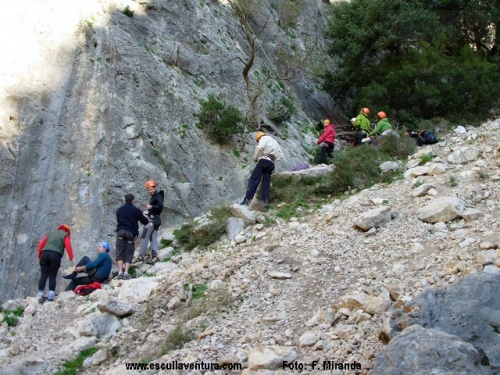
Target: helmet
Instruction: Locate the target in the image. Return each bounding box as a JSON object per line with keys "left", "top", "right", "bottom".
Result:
{"left": 323, "top": 119, "right": 330, "bottom": 125}
{"left": 145, "top": 180, "right": 157, "bottom": 189}
{"left": 99, "top": 241, "right": 111, "bottom": 253}
{"left": 377, "top": 111, "right": 387, "bottom": 119}
{"left": 350, "top": 118, "right": 357, "bottom": 124}
{"left": 255, "top": 131, "right": 266, "bottom": 142}
{"left": 58, "top": 224, "right": 71, "bottom": 234}
{"left": 362, "top": 108, "right": 370, "bottom": 115}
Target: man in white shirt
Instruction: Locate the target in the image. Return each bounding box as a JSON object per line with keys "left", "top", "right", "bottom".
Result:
{"left": 240, "top": 131, "right": 285, "bottom": 208}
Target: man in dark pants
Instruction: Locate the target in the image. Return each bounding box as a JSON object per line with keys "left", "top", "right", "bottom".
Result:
{"left": 240, "top": 132, "right": 285, "bottom": 209}
{"left": 64, "top": 242, "right": 112, "bottom": 291}
{"left": 115, "top": 194, "right": 149, "bottom": 280}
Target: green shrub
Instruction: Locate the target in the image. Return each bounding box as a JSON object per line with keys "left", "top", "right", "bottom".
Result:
{"left": 161, "top": 324, "right": 194, "bottom": 355}
{"left": 378, "top": 135, "right": 416, "bottom": 159}
{"left": 324, "top": 146, "right": 384, "bottom": 195}
{"left": 195, "top": 94, "right": 243, "bottom": 144}
{"left": 54, "top": 347, "right": 98, "bottom": 375}
{"left": 122, "top": 6, "right": 134, "bottom": 17}
{"left": 267, "top": 95, "right": 296, "bottom": 124}
{"left": 173, "top": 205, "right": 233, "bottom": 250}
{"left": 2, "top": 307, "right": 24, "bottom": 327}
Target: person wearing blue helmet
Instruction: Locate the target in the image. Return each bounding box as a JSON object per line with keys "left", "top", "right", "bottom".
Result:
{"left": 63, "top": 242, "right": 113, "bottom": 291}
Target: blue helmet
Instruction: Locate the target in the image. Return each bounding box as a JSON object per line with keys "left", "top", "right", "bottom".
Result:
{"left": 100, "top": 242, "right": 111, "bottom": 252}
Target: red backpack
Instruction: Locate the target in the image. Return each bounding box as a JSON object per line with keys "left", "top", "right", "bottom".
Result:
{"left": 74, "top": 282, "right": 102, "bottom": 296}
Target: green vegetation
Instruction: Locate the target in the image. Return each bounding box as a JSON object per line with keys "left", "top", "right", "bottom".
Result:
{"left": 195, "top": 94, "right": 244, "bottom": 144}
{"left": 54, "top": 347, "right": 98, "bottom": 375}
{"left": 413, "top": 180, "right": 424, "bottom": 188}
{"left": 267, "top": 95, "right": 296, "bottom": 124}
{"left": 161, "top": 323, "right": 195, "bottom": 355}
{"left": 323, "top": 0, "right": 500, "bottom": 126}
{"left": 122, "top": 6, "right": 134, "bottom": 18}
{"left": 476, "top": 170, "right": 489, "bottom": 180}
{"left": 419, "top": 152, "right": 433, "bottom": 164}
{"left": 2, "top": 306, "right": 24, "bottom": 327}
{"left": 449, "top": 176, "right": 458, "bottom": 187}
{"left": 173, "top": 205, "right": 233, "bottom": 250}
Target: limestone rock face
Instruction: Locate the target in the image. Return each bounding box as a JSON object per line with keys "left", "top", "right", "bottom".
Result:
{"left": 0, "top": 0, "right": 329, "bottom": 299}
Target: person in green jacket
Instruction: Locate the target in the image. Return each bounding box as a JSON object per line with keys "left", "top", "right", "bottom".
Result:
{"left": 366, "top": 111, "right": 396, "bottom": 146}
{"left": 352, "top": 107, "right": 371, "bottom": 146}
{"left": 369, "top": 111, "right": 393, "bottom": 136}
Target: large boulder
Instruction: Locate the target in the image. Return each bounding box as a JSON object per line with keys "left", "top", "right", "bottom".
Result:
{"left": 373, "top": 325, "right": 485, "bottom": 375}
{"left": 379, "top": 273, "right": 500, "bottom": 374}
{"left": 417, "top": 196, "right": 465, "bottom": 223}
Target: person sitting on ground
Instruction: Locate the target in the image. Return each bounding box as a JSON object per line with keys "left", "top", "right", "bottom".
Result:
{"left": 352, "top": 108, "right": 371, "bottom": 146}
{"left": 316, "top": 119, "right": 336, "bottom": 164}
{"left": 63, "top": 242, "right": 112, "bottom": 291}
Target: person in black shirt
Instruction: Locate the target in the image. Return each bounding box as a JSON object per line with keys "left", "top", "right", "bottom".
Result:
{"left": 137, "top": 180, "right": 164, "bottom": 263}
{"left": 115, "top": 194, "right": 149, "bottom": 280}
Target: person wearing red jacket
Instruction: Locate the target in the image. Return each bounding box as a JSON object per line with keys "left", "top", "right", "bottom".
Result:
{"left": 316, "top": 119, "right": 336, "bottom": 164}
{"left": 37, "top": 224, "right": 74, "bottom": 303}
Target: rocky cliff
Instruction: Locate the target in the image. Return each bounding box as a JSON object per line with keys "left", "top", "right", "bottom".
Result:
{"left": 0, "top": 121, "right": 499, "bottom": 374}
{"left": 0, "top": 0, "right": 332, "bottom": 300}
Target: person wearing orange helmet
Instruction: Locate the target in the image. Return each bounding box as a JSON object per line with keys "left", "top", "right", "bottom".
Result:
{"left": 366, "top": 111, "right": 394, "bottom": 145}
{"left": 353, "top": 108, "right": 371, "bottom": 146}
{"left": 36, "top": 224, "right": 74, "bottom": 303}
{"left": 316, "top": 119, "right": 336, "bottom": 164}
{"left": 115, "top": 194, "right": 149, "bottom": 280}
{"left": 137, "top": 180, "right": 165, "bottom": 264}
{"left": 240, "top": 131, "right": 285, "bottom": 208}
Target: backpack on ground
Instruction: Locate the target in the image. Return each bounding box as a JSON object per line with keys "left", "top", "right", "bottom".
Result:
{"left": 74, "top": 282, "right": 102, "bottom": 296}
{"left": 417, "top": 130, "right": 439, "bottom": 145}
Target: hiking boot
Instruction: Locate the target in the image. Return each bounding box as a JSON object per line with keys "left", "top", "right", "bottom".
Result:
{"left": 151, "top": 256, "right": 159, "bottom": 263}
{"left": 38, "top": 296, "right": 44, "bottom": 304}
{"left": 135, "top": 255, "right": 144, "bottom": 263}
{"left": 239, "top": 197, "right": 250, "bottom": 206}
{"left": 63, "top": 272, "right": 77, "bottom": 280}
{"left": 116, "top": 273, "right": 124, "bottom": 280}
{"left": 122, "top": 273, "right": 131, "bottom": 280}
{"left": 46, "top": 297, "right": 54, "bottom": 303}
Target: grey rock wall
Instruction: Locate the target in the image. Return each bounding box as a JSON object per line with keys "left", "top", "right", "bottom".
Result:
{"left": 0, "top": 0, "right": 331, "bottom": 299}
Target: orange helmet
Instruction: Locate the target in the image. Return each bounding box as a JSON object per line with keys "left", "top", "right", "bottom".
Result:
{"left": 145, "top": 180, "right": 157, "bottom": 189}
{"left": 362, "top": 108, "right": 370, "bottom": 115}
{"left": 323, "top": 119, "right": 331, "bottom": 125}
{"left": 377, "top": 111, "right": 387, "bottom": 119}
{"left": 58, "top": 224, "right": 71, "bottom": 234}
{"left": 255, "top": 131, "right": 266, "bottom": 142}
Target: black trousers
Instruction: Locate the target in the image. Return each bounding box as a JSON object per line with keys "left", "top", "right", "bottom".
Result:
{"left": 65, "top": 256, "right": 99, "bottom": 291}
{"left": 317, "top": 142, "right": 334, "bottom": 164}
{"left": 245, "top": 158, "right": 275, "bottom": 204}
{"left": 38, "top": 250, "right": 62, "bottom": 292}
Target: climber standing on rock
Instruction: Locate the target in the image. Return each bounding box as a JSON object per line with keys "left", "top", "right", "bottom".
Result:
{"left": 137, "top": 180, "right": 164, "bottom": 264}
{"left": 115, "top": 193, "right": 149, "bottom": 280}
{"left": 36, "top": 224, "right": 74, "bottom": 303}
{"left": 240, "top": 132, "right": 285, "bottom": 210}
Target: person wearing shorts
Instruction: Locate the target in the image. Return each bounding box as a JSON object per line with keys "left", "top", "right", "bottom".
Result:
{"left": 115, "top": 194, "right": 149, "bottom": 280}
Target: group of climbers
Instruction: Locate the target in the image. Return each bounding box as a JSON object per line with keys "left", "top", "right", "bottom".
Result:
{"left": 37, "top": 180, "right": 164, "bottom": 303}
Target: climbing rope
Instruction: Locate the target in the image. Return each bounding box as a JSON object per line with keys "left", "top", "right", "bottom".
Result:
{"left": 1, "top": 139, "right": 21, "bottom": 302}
{"left": 104, "top": 1, "right": 117, "bottom": 236}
